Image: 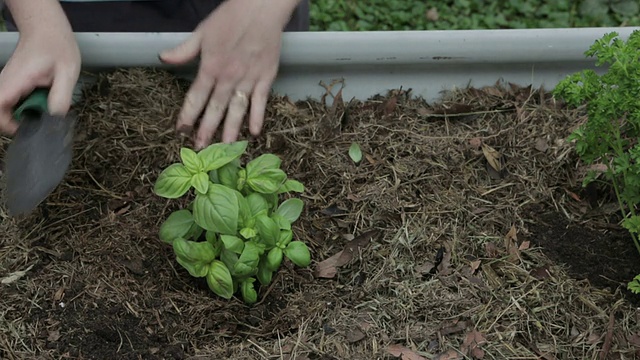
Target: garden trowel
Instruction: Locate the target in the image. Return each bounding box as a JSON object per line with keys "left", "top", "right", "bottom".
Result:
{"left": 4, "top": 88, "right": 75, "bottom": 216}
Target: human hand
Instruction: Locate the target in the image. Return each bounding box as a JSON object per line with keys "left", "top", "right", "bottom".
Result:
{"left": 0, "top": 3, "right": 80, "bottom": 135}
{"left": 160, "top": 0, "right": 301, "bottom": 149}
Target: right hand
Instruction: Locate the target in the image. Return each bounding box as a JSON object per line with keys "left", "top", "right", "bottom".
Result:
{"left": 0, "top": 26, "right": 81, "bottom": 135}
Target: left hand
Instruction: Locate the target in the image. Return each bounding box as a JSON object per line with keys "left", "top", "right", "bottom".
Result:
{"left": 160, "top": 0, "right": 300, "bottom": 149}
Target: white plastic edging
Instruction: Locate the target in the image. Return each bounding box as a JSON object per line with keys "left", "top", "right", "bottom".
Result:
{"left": 0, "top": 27, "right": 637, "bottom": 103}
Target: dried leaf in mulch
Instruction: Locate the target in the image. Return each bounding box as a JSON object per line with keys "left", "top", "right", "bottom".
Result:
{"left": 600, "top": 311, "right": 616, "bottom": 360}
{"left": 382, "top": 94, "right": 398, "bottom": 116}
{"left": 345, "top": 328, "right": 366, "bottom": 343}
{"left": 387, "top": 344, "right": 427, "bottom": 360}
{"left": 460, "top": 329, "right": 487, "bottom": 359}
{"left": 530, "top": 264, "right": 552, "bottom": 280}
{"left": 629, "top": 333, "right": 640, "bottom": 356}
{"left": 440, "top": 319, "right": 469, "bottom": 336}
{"left": 314, "top": 230, "right": 380, "bottom": 278}
{"left": 433, "top": 349, "right": 464, "bottom": 360}
{"left": 504, "top": 224, "right": 521, "bottom": 263}
{"left": 481, "top": 143, "right": 505, "bottom": 179}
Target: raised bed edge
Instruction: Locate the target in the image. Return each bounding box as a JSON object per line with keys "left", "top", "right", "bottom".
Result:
{"left": 0, "top": 27, "right": 637, "bottom": 102}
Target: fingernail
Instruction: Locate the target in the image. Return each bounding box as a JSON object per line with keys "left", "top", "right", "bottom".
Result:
{"left": 176, "top": 124, "right": 192, "bottom": 137}
{"left": 194, "top": 137, "right": 204, "bottom": 150}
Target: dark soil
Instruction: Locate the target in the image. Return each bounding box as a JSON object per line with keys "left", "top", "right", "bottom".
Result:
{"left": 1, "top": 68, "right": 639, "bottom": 360}
{"left": 525, "top": 203, "right": 640, "bottom": 307}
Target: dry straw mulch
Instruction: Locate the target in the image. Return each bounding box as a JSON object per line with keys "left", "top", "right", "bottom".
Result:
{"left": 0, "top": 68, "right": 638, "bottom": 360}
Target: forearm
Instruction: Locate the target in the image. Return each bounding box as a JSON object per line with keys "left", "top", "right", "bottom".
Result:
{"left": 5, "top": 0, "right": 73, "bottom": 36}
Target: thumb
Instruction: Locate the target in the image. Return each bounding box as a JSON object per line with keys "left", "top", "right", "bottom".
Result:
{"left": 48, "top": 69, "right": 77, "bottom": 116}
{"left": 159, "top": 32, "right": 203, "bottom": 65}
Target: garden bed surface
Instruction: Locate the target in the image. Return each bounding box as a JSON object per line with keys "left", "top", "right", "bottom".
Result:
{"left": 0, "top": 68, "right": 639, "bottom": 359}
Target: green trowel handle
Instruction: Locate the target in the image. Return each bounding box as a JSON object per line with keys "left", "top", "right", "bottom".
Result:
{"left": 13, "top": 88, "right": 50, "bottom": 122}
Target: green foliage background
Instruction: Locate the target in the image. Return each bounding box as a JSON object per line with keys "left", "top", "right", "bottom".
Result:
{"left": 309, "top": 0, "right": 640, "bottom": 31}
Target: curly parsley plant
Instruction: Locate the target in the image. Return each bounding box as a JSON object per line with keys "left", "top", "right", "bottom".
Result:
{"left": 153, "top": 140, "right": 311, "bottom": 304}
{"left": 553, "top": 30, "right": 640, "bottom": 294}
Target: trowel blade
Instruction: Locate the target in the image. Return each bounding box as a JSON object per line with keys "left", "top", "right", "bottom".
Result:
{"left": 4, "top": 113, "right": 75, "bottom": 216}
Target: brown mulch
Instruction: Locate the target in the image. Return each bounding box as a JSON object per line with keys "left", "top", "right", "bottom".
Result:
{"left": 0, "top": 68, "right": 639, "bottom": 360}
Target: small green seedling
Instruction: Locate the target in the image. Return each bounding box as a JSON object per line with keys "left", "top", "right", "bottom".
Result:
{"left": 349, "top": 142, "right": 362, "bottom": 164}
{"left": 153, "top": 140, "right": 310, "bottom": 304}
{"left": 553, "top": 30, "right": 640, "bottom": 294}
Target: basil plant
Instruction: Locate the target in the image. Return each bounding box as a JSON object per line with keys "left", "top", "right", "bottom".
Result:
{"left": 153, "top": 140, "right": 310, "bottom": 304}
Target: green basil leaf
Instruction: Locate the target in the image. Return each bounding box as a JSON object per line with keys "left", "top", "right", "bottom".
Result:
{"left": 254, "top": 241, "right": 266, "bottom": 253}
{"left": 237, "top": 168, "right": 247, "bottom": 191}
{"left": 234, "top": 263, "right": 254, "bottom": 277}
{"left": 246, "top": 154, "right": 282, "bottom": 174}
{"left": 180, "top": 147, "right": 202, "bottom": 173}
{"left": 159, "top": 209, "right": 195, "bottom": 244}
{"left": 193, "top": 184, "right": 240, "bottom": 235}
{"left": 277, "top": 230, "right": 293, "bottom": 248}
{"left": 245, "top": 154, "right": 286, "bottom": 194}
{"left": 262, "top": 193, "right": 279, "bottom": 211}
{"left": 240, "top": 278, "right": 258, "bottom": 304}
{"left": 220, "top": 248, "right": 239, "bottom": 273}
{"left": 231, "top": 277, "right": 239, "bottom": 294}
{"left": 209, "top": 169, "right": 219, "bottom": 184}
{"left": 277, "top": 179, "right": 305, "bottom": 194}
{"left": 240, "top": 227, "right": 257, "bottom": 239}
{"left": 176, "top": 255, "right": 209, "bottom": 277}
{"left": 205, "top": 231, "right": 223, "bottom": 258}
{"left": 191, "top": 172, "right": 210, "bottom": 195}
{"left": 257, "top": 257, "right": 273, "bottom": 286}
{"left": 235, "top": 191, "right": 252, "bottom": 229}
{"left": 255, "top": 213, "right": 279, "bottom": 247}
{"left": 187, "top": 224, "right": 204, "bottom": 241}
{"left": 284, "top": 241, "right": 311, "bottom": 267}
{"left": 217, "top": 159, "right": 241, "bottom": 189}
{"left": 206, "top": 260, "right": 234, "bottom": 299}
{"left": 266, "top": 247, "right": 283, "bottom": 271}
{"left": 198, "top": 140, "right": 248, "bottom": 172}
{"left": 205, "top": 230, "right": 217, "bottom": 244}
{"left": 272, "top": 214, "right": 292, "bottom": 231}
{"left": 172, "top": 237, "right": 216, "bottom": 278}
{"left": 220, "top": 235, "right": 245, "bottom": 254}
{"left": 154, "top": 163, "right": 192, "bottom": 199}
{"left": 172, "top": 237, "right": 217, "bottom": 264}
{"left": 233, "top": 241, "right": 263, "bottom": 277}
{"left": 275, "top": 198, "right": 304, "bottom": 223}
{"left": 246, "top": 193, "right": 269, "bottom": 217}
{"left": 246, "top": 168, "right": 287, "bottom": 194}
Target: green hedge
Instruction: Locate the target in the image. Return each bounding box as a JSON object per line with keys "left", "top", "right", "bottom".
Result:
{"left": 309, "top": 0, "right": 640, "bottom": 31}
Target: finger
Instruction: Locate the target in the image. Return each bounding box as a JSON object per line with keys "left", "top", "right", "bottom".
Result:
{"left": 159, "top": 32, "right": 203, "bottom": 65}
{"left": 221, "top": 87, "right": 252, "bottom": 143}
{"left": 0, "top": 109, "right": 18, "bottom": 135}
{"left": 176, "top": 74, "right": 215, "bottom": 135}
{"left": 248, "top": 79, "right": 272, "bottom": 136}
{"left": 0, "top": 69, "right": 39, "bottom": 135}
{"left": 0, "top": 67, "right": 38, "bottom": 110}
{"left": 48, "top": 68, "right": 78, "bottom": 116}
{"left": 195, "top": 81, "right": 236, "bottom": 149}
